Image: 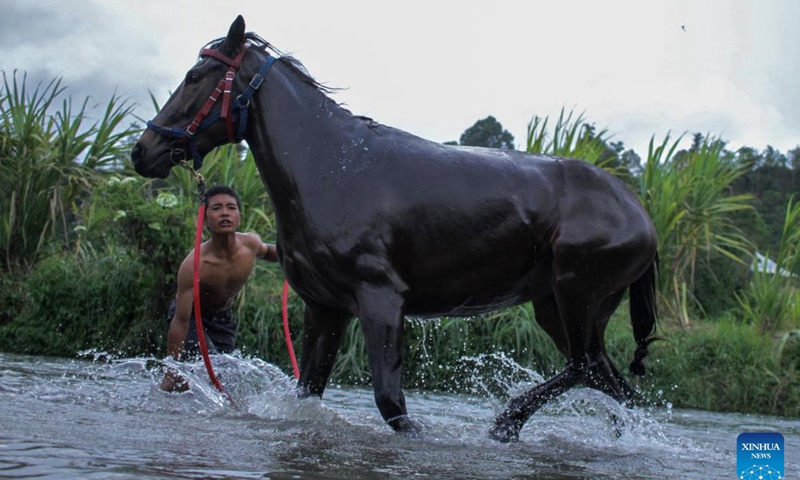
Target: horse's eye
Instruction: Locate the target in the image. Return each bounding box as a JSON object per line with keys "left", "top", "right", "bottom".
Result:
{"left": 184, "top": 71, "right": 201, "bottom": 85}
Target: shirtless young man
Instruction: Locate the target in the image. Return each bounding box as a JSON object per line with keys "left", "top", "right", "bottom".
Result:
{"left": 160, "top": 185, "right": 277, "bottom": 392}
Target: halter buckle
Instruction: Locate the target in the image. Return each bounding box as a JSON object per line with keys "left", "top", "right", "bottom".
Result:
{"left": 249, "top": 74, "right": 264, "bottom": 90}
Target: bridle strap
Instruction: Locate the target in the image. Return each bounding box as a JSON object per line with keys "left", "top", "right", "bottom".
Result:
{"left": 200, "top": 48, "right": 246, "bottom": 68}
{"left": 232, "top": 55, "right": 276, "bottom": 140}
{"left": 145, "top": 43, "right": 276, "bottom": 170}
{"left": 197, "top": 45, "right": 248, "bottom": 143}
{"left": 187, "top": 76, "right": 226, "bottom": 137}
{"left": 221, "top": 70, "right": 236, "bottom": 141}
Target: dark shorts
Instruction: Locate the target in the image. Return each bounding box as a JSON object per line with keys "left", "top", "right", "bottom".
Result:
{"left": 168, "top": 299, "right": 238, "bottom": 356}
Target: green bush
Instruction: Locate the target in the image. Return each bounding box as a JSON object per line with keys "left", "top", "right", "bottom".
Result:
{"left": 77, "top": 175, "right": 196, "bottom": 326}
{"left": 645, "top": 320, "right": 799, "bottom": 416}
{"left": 0, "top": 174, "right": 201, "bottom": 356}
{"left": 692, "top": 251, "right": 750, "bottom": 318}
{"left": 0, "top": 251, "right": 157, "bottom": 356}
{"left": 0, "top": 271, "right": 26, "bottom": 328}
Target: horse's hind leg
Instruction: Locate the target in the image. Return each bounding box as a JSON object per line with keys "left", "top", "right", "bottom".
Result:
{"left": 491, "top": 265, "right": 617, "bottom": 442}
{"left": 297, "top": 301, "right": 351, "bottom": 398}
{"left": 530, "top": 295, "right": 569, "bottom": 357}
{"left": 489, "top": 295, "right": 579, "bottom": 442}
{"left": 583, "top": 291, "right": 636, "bottom": 403}
{"left": 529, "top": 292, "right": 633, "bottom": 402}
{"left": 490, "top": 365, "right": 584, "bottom": 442}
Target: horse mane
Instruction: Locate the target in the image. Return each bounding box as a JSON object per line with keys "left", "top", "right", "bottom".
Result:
{"left": 200, "top": 33, "right": 340, "bottom": 96}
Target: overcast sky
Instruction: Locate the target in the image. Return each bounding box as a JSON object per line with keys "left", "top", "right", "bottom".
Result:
{"left": 2, "top": 0, "right": 799, "bottom": 157}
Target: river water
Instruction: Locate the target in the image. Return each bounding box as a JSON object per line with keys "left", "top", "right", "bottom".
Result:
{"left": 0, "top": 352, "right": 797, "bottom": 479}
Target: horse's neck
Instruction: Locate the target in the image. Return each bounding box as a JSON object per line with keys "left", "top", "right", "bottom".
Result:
{"left": 245, "top": 61, "right": 353, "bottom": 228}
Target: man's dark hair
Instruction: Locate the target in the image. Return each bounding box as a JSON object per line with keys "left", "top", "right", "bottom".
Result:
{"left": 204, "top": 185, "right": 242, "bottom": 211}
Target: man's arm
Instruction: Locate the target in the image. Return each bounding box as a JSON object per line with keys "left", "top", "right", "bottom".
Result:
{"left": 261, "top": 242, "right": 277, "bottom": 262}
{"left": 244, "top": 233, "right": 277, "bottom": 262}
{"left": 160, "top": 255, "right": 194, "bottom": 392}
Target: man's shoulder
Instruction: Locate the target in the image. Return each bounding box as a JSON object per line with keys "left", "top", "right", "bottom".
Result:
{"left": 236, "top": 232, "right": 266, "bottom": 257}
{"left": 237, "top": 232, "right": 262, "bottom": 246}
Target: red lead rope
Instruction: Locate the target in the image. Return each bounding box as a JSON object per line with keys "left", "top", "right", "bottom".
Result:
{"left": 283, "top": 280, "right": 300, "bottom": 379}
{"left": 192, "top": 204, "right": 234, "bottom": 405}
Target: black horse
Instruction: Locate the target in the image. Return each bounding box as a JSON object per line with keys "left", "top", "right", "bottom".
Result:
{"left": 132, "top": 16, "right": 659, "bottom": 442}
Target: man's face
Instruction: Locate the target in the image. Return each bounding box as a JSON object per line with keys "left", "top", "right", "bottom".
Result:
{"left": 205, "top": 193, "right": 241, "bottom": 233}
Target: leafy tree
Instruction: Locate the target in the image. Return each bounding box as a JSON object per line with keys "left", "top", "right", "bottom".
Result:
{"left": 761, "top": 145, "right": 788, "bottom": 169}
{"left": 732, "top": 145, "right": 800, "bottom": 256}
{"left": 458, "top": 115, "right": 515, "bottom": 149}
{"left": 789, "top": 147, "right": 800, "bottom": 171}
{"left": 619, "top": 147, "right": 643, "bottom": 177}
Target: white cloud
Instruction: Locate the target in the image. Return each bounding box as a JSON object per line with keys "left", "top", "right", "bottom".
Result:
{"left": 2, "top": 0, "right": 798, "bottom": 156}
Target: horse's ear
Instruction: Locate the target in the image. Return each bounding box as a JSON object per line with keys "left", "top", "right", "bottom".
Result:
{"left": 221, "top": 15, "right": 245, "bottom": 57}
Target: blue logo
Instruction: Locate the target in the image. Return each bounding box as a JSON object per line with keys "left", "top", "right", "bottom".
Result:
{"left": 737, "top": 432, "right": 784, "bottom": 480}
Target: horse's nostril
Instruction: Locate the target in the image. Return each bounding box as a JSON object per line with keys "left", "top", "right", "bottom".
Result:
{"left": 131, "top": 144, "right": 144, "bottom": 164}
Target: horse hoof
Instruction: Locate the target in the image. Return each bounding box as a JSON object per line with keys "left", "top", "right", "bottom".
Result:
{"left": 609, "top": 413, "right": 625, "bottom": 438}
{"left": 388, "top": 415, "right": 422, "bottom": 436}
{"left": 488, "top": 422, "right": 520, "bottom": 443}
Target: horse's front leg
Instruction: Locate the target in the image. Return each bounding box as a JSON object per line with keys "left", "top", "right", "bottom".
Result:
{"left": 297, "top": 301, "right": 351, "bottom": 398}
{"left": 356, "top": 286, "right": 421, "bottom": 434}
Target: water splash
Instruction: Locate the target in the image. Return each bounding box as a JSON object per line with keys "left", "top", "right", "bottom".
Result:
{"left": 2, "top": 351, "right": 795, "bottom": 479}
{"left": 448, "top": 351, "right": 546, "bottom": 399}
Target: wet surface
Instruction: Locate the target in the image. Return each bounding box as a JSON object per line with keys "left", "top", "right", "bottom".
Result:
{"left": 0, "top": 352, "right": 797, "bottom": 479}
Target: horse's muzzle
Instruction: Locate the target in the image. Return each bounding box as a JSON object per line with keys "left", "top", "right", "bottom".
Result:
{"left": 131, "top": 142, "right": 171, "bottom": 179}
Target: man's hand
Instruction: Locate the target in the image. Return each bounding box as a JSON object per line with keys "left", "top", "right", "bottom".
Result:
{"left": 160, "top": 369, "right": 189, "bottom": 392}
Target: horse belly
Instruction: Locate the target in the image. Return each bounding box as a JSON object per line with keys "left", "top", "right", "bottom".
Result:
{"left": 403, "top": 254, "right": 553, "bottom": 318}
{"left": 404, "top": 282, "right": 529, "bottom": 317}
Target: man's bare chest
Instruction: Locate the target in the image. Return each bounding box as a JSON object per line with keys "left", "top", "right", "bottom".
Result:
{"left": 197, "top": 252, "right": 254, "bottom": 302}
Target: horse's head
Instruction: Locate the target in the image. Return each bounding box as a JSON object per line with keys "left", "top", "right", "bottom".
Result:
{"left": 132, "top": 16, "right": 275, "bottom": 178}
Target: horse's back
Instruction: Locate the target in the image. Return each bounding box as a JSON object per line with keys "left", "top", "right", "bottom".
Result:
{"left": 354, "top": 140, "right": 656, "bottom": 316}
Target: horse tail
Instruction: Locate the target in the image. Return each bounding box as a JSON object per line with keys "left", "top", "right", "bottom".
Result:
{"left": 628, "top": 252, "right": 659, "bottom": 376}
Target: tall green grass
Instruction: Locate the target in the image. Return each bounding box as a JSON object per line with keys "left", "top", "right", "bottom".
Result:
{"left": 639, "top": 135, "right": 753, "bottom": 326}
{"left": 525, "top": 108, "right": 611, "bottom": 165}
{"left": 737, "top": 197, "right": 800, "bottom": 332}
{"left": 645, "top": 319, "right": 799, "bottom": 416}
{"left": 0, "top": 71, "right": 136, "bottom": 273}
